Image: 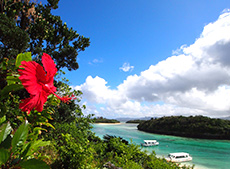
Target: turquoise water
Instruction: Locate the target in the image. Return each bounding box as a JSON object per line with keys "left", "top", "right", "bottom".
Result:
{"left": 91, "top": 123, "right": 230, "bottom": 169}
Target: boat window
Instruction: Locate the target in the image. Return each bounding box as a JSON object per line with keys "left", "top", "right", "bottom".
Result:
{"left": 175, "top": 156, "right": 185, "bottom": 159}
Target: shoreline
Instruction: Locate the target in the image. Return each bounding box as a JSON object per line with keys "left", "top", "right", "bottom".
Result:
{"left": 138, "top": 128, "right": 230, "bottom": 141}
{"left": 93, "top": 123, "right": 121, "bottom": 125}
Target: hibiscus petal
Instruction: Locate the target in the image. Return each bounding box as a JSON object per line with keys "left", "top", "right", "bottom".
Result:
{"left": 19, "top": 90, "right": 49, "bottom": 113}
{"left": 42, "top": 53, "right": 57, "bottom": 82}
{"left": 19, "top": 61, "right": 45, "bottom": 95}
{"left": 19, "top": 95, "right": 39, "bottom": 114}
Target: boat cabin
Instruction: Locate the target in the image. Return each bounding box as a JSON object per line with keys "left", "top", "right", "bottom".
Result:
{"left": 166, "top": 152, "right": 192, "bottom": 162}
{"left": 141, "top": 140, "right": 159, "bottom": 146}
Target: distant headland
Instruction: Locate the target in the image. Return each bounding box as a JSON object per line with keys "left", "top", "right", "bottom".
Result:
{"left": 126, "top": 119, "right": 146, "bottom": 123}
{"left": 137, "top": 115, "right": 230, "bottom": 140}
{"left": 93, "top": 117, "right": 120, "bottom": 123}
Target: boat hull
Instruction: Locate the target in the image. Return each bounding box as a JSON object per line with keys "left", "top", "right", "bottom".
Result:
{"left": 141, "top": 142, "right": 159, "bottom": 146}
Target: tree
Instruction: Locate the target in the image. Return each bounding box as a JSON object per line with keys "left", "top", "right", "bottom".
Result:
{"left": 0, "top": 0, "right": 90, "bottom": 71}
{"left": 0, "top": 0, "right": 90, "bottom": 123}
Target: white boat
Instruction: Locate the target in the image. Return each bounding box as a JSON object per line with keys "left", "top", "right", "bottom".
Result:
{"left": 141, "top": 140, "right": 159, "bottom": 146}
{"left": 165, "top": 152, "right": 192, "bottom": 162}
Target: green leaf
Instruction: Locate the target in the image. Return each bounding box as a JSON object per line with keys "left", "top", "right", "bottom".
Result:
{"left": 0, "top": 148, "right": 10, "bottom": 165}
{"left": 30, "top": 140, "right": 50, "bottom": 154}
{"left": 6, "top": 75, "right": 21, "bottom": 85}
{"left": 21, "top": 142, "right": 31, "bottom": 158}
{"left": 0, "top": 135, "right": 12, "bottom": 149}
{"left": 24, "top": 140, "right": 50, "bottom": 158}
{"left": 19, "top": 159, "right": 50, "bottom": 169}
{"left": 0, "top": 61, "right": 6, "bottom": 71}
{"left": 15, "top": 52, "right": 32, "bottom": 68}
{"left": 11, "top": 121, "right": 29, "bottom": 153}
{"left": 0, "top": 84, "right": 24, "bottom": 101}
{"left": 0, "top": 116, "right": 6, "bottom": 126}
{"left": 0, "top": 122, "right": 12, "bottom": 144}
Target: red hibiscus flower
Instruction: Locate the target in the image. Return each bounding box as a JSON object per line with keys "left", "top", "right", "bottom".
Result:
{"left": 18, "top": 53, "right": 75, "bottom": 114}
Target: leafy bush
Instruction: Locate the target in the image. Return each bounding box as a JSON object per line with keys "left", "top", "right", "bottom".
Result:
{"left": 46, "top": 120, "right": 96, "bottom": 169}
{"left": 91, "top": 135, "right": 193, "bottom": 169}
{"left": 0, "top": 117, "right": 50, "bottom": 169}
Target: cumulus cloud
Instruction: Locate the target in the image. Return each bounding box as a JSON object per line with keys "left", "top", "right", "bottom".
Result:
{"left": 75, "top": 10, "right": 230, "bottom": 118}
{"left": 119, "top": 62, "right": 134, "bottom": 72}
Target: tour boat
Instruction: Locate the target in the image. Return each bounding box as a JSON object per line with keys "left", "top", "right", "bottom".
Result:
{"left": 141, "top": 140, "right": 159, "bottom": 146}
{"left": 165, "top": 152, "right": 192, "bottom": 162}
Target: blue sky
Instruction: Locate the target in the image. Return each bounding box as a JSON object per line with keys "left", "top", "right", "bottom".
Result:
{"left": 50, "top": 0, "right": 229, "bottom": 86}
{"left": 41, "top": 0, "right": 230, "bottom": 118}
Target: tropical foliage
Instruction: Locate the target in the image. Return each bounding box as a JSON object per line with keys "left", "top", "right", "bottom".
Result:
{"left": 0, "top": 54, "right": 193, "bottom": 169}
{"left": 0, "top": 118, "right": 50, "bottom": 169}
{"left": 138, "top": 116, "right": 230, "bottom": 140}
{"left": 0, "top": 0, "right": 90, "bottom": 71}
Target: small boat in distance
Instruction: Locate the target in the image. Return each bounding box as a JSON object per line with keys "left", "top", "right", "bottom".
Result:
{"left": 141, "top": 140, "right": 159, "bottom": 146}
{"left": 165, "top": 152, "right": 192, "bottom": 162}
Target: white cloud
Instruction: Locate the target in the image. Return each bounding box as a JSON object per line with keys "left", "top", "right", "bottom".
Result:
{"left": 75, "top": 10, "right": 230, "bottom": 118}
{"left": 88, "top": 58, "right": 103, "bottom": 65}
{"left": 172, "top": 44, "right": 187, "bottom": 55}
{"left": 119, "top": 62, "right": 134, "bottom": 72}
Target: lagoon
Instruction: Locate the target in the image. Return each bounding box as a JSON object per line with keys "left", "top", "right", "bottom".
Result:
{"left": 91, "top": 123, "right": 230, "bottom": 169}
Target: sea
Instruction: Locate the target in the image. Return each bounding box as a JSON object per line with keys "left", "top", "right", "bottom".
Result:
{"left": 91, "top": 123, "right": 230, "bottom": 169}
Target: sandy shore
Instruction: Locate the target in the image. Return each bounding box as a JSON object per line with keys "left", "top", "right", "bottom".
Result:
{"left": 94, "top": 123, "right": 121, "bottom": 125}
{"left": 180, "top": 163, "right": 209, "bottom": 169}
{"left": 193, "top": 165, "right": 210, "bottom": 169}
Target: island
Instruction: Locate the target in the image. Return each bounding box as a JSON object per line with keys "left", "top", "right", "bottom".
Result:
{"left": 126, "top": 119, "right": 146, "bottom": 123}
{"left": 137, "top": 115, "right": 230, "bottom": 140}
{"left": 93, "top": 117, "right": 120, "bottom": 123}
